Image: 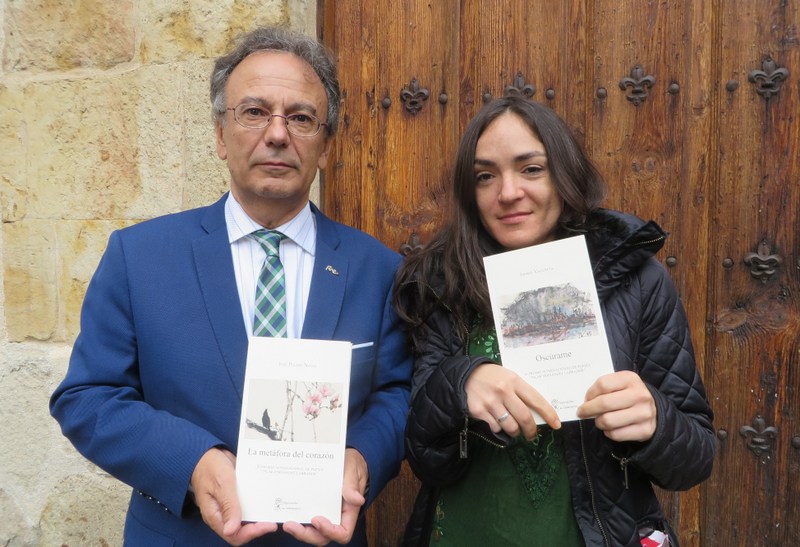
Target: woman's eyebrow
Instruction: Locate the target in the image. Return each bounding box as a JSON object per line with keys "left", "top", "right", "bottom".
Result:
{"left": 474, "top": 150, "right": 547, "bottom": 166}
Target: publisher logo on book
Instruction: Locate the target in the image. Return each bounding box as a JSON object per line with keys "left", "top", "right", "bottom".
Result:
{"left": 274, "top": 498, "right": 301, "bottom": 512}
{"left": 550, "top": 399, "right": 576, "bottom": 411}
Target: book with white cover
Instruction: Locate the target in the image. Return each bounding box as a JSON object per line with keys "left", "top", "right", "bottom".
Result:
{"left": 236, "top": 337, "right": 351, "bottom": 523}
{"left": 483, "top": 235, "right": 614, "bottom": 423}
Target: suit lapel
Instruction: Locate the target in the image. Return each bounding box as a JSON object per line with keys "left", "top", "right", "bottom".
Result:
{"left": 193, "top": 195, "right": 249, "bottom": 399}
{"left": 302, "top": 205, "right": 348, "bottom": 340}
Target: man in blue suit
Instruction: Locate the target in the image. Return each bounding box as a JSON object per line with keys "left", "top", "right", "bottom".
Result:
{"left": 50, "top": 26, "right": 412, "bottom": 546}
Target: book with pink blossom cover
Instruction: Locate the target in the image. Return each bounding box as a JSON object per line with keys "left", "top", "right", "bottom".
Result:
{"left": 236, "top": 337, "right": 351, "bottom": 523}
{"left": 483, "top": 235, "right": 614, "bottom": 423}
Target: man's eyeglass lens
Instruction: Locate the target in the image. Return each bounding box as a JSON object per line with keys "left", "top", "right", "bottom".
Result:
{"left": 229, "top": 105, "right": 325, "bottom": 137}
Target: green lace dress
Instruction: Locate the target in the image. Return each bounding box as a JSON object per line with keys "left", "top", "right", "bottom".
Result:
{"left": 429, "top": 326, "right": 585, "bottom": 546}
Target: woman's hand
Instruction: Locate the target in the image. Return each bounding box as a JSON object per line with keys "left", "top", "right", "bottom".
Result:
{"left": 576, "top": 371, "right": 657, "bottom": 442}
{"left": 464, "top": 363, "right": 560, "bottom": 439}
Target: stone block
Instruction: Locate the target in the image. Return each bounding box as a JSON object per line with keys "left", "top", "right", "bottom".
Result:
{"left": 139, "top": 0, "right": 289, "bottom": 64}
{"left": 23, "top": 65, "right": 185, "bottom": 221}
{"left": 0, "top": 490, "right": 37, "bottom": 546}
{"left": 0, "top": 83, "right": 27, "bottom": 222}
{"left": 288, "top": 0, "right": 318, "bottom": 35}
{"left": 2, "top": 219, "right": 131, "bottom": 342}
{"left": 0, "top": 344, "right": 70, "bottom": 494}
{"left": 39, "top": 474, "right": 127, "bottom": 547}
{"left": 183, "top": 60, "right": 230, "bottom": 210}
{"left": 3, "top": 0, "right": 135, "bottom": 72}
{"left": 3, "top": 220, "right": 57, "bottom": 341}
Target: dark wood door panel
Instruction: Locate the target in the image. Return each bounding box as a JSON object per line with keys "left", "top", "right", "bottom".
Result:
{"left": 322, "top": 0, "right": 461, "bottom": 253}
{"left": 321, "top": 1, "right": 800, "bottom": 545}
{"left": 703, "top": 1, "right": 800, "bottom": 544}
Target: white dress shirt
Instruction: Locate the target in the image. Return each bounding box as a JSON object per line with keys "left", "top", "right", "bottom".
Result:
{"left": 225, "top": 193, "right": 316, "bottom": 339}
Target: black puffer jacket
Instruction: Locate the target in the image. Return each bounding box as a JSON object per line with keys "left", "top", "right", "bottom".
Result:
{"left": 402, "top": 210, "right": 715, "bottom": 547}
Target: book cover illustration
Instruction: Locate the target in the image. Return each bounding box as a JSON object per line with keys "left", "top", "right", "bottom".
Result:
{"left": 236, "top": 337, "right": 351, "bottom": 524}
{"left": 242, "top": 380, "right": 344, "bottom": 444}
{"left": 483, "top": 235, "right": 614, "bottom": 423}
{"left": 499, "top": 282, "right": 600, "bottom": 348}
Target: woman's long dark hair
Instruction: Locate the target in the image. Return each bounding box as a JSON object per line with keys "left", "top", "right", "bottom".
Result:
{"left": 393, "top": 96, "right": 606, "bottom": 348}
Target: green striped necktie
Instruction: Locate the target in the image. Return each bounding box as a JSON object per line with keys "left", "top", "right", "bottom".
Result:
{"left": 251, "top": 229, "right": 287, "bottom": 337}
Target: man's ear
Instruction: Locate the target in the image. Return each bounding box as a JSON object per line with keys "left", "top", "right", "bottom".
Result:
{"left": 317, "top": 136, "right": 333, "bottom": 170}
{"left": 215, "top": 120, "right": 227, "bottom": 160}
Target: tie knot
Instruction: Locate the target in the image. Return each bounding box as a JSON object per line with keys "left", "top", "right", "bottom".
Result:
{"left": 252, "top": 229, "right": 285, "bottom": 256}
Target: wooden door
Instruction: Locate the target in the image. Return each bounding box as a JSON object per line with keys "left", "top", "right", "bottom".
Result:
{"left": 321, "top": 1, "right": 800, "bottom": 545}
{"left": 702, "top": 2, "right": 800, "bottom": 545}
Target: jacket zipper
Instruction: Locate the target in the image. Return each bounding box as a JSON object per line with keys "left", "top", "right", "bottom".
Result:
{"left": 580, "top": 420, "right": 610, "bottom": 546}
{"left": 611, "top": 452, "right": 631, "bottom": 489}
{"left": 460, "top": 416, "right": 469, "bottom": 457}
{"left": 633, "top": 234, "right": 666, "bottom": 247}
{"left": 459, "top": 418, "right": 508, "bottom": 457}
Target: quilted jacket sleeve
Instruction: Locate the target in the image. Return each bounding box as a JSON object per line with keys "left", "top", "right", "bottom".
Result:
{"left": 404, "top": 305, "right": 495, "bottom": 487}
{"left": 627, "top": 259, "right": 716, "bottom": 490}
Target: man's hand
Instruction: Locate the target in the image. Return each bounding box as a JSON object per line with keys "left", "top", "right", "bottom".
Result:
{"left": 282, "top": 447, "right": 368, "bottom": 545}
{"left": 190, "top": 447, "right": 277, "bottom": 545}
{"left": 576, "top": 371, "right": 657, "bottom": 442}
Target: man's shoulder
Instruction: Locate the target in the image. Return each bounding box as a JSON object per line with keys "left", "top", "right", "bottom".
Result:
{"left": 118, "top": 200, "right": 222, "bottom": 239}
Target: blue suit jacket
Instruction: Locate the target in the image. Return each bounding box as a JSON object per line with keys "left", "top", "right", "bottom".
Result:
{"left": 50, "top": 195, "right": 412, "bottom": 546}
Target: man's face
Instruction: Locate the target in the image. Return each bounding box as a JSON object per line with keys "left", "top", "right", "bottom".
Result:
{"left": 216, "top": 50, "right": 332, "bottom": 227}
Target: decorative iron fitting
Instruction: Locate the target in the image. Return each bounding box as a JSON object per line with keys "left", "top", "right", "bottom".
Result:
{"left": 748, "top": 57, "right": 789, "bottom": 100}
{"left": 504, "top": 71, "right": 536, "bottom": 98}
{"left": 744, "top": 240, "right": 783, "bottom": 284}
{"left": 399, "top": 232, "right": 425, "bottom": 256}
{"left": 619, "top": 64, "right": 656, "bottom": 106}
{"left": 740, "top": 415, "right": 777, "bottom": 458}
{"left": 400, "top": 78, "right": 429, "bottom": 115}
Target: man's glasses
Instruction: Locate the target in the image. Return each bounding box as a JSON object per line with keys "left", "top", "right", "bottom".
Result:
{"left": 226, "top": 104, "right": 327, "bottom": 137}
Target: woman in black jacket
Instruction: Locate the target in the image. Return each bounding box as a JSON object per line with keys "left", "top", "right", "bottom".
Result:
{"left": 393, "top": 96, "right": 715, "bottom": 547}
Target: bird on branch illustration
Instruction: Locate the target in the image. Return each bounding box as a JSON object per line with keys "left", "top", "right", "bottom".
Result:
{"left": 246, "top": 408, "right": 279, "bottom": 440}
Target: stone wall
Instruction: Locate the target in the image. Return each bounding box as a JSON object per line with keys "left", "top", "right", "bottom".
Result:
{"left": 0, "top": 1, "right": 318, "bottom": 544}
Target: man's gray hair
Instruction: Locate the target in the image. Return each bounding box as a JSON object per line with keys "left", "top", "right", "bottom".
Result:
{"left": 210, "top": 26, "right": 340, "bottom": 136}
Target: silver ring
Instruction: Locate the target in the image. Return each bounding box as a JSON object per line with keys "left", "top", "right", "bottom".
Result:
{"left": 496, "top": 411, "right": 510, "bottom": 423}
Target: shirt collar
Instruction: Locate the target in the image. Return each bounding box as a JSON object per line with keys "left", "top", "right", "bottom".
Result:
{"left": 225, "top": 193, "right": 316, "bottom": 255}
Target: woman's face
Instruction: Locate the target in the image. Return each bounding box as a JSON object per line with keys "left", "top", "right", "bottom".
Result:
{"left": 474, "top": 112, "right": 563, "bottom": 250}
